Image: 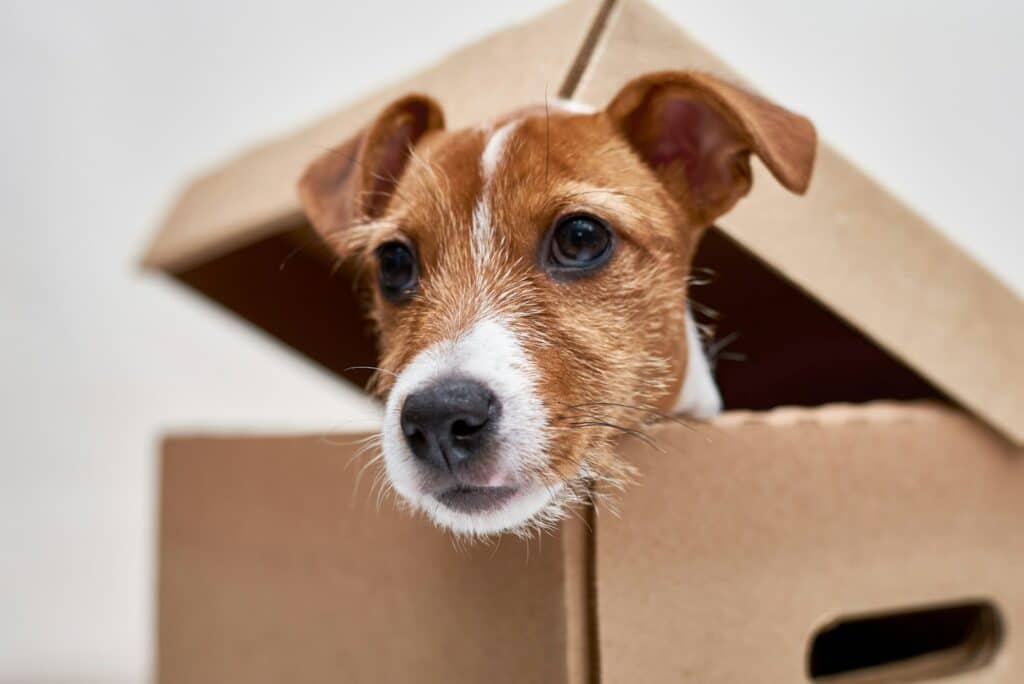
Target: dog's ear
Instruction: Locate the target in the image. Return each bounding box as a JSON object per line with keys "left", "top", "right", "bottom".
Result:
{"left": 298, "top": 94, "right": 444, "bottom": 243}
{"left": 606, "top": 71, "right": 816, "bottom": 225}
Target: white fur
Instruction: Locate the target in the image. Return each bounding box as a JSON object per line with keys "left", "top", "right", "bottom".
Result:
{"left": 381, "top": 317, "right": 553, "bottom": 536}
{"left": 673, "top": 306, "right": 723, "bottom": 418}
{"left": 470, "top": 198, "right": 492, "bottom": 266}
{"left": 425, "top": 481, "right": 563, "bottom": 538}
{"left": 472, "top": 120, "right": 521, "bottom": 268}
{"left": 480, "top": 120, "right": 520, "bottom": 183}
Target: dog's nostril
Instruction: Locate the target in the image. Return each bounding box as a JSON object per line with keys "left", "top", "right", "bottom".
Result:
{"left": 404, "top": 425, "right": 427, "bottom": 449}
{"left": 451, "top": 416, "right": 487, "bottom": 439}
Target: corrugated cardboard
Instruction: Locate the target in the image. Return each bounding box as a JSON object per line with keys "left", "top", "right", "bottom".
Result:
{"left": 598, "top": 402, "right": 1022, "bottom": 682}
{"left": 158, "top": 434, "right": 592, "bottom": 684}
{"left": 148, "top": 1, "right": 1024, "bottom": 682}
{"left": 158, "top": 403, "right": 1022, "bottom": 683}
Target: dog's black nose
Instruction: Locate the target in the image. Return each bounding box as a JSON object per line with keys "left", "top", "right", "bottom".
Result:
{"left": 400, "top": 377, "right": 499, "bottom": 472}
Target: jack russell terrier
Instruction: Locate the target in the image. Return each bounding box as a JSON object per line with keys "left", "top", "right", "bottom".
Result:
{"left": 299, "top": 70, "right": 816, "bottom": 538}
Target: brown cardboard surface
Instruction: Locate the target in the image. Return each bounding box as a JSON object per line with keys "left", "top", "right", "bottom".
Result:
{"left": 157, "top": 403, "right": 1022, "bottom": 682}
{"left": 599, "top": 401, "right": 1023, "bottom": 682}
{"left": 574, "top": 0, "right": 1024, "bottom": 443}
{"left": 157, "top": 434, "right": 590, "bottom": 684}
{"left": 142, "top": 0, "right": 606, "bottom": 273}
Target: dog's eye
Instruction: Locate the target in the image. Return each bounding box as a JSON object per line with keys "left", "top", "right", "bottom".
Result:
{"left": 547, "top": 213, "right": 614, "bottom": 272}
{"left": 375, "top": 241, "right": 419, "bottom": 302}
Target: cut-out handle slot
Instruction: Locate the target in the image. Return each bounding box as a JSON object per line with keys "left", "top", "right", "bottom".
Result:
{"left": 808, "top": 601, "right": 1003, "bottom": 682}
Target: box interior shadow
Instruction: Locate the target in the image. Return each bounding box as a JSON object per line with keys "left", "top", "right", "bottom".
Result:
{"left": 172, "top": 223, "right": 944, "bottom": 410}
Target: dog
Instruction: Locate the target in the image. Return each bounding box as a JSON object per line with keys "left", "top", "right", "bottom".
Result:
{"left": 298, "top": 70, "right": 816, "bottom": 537}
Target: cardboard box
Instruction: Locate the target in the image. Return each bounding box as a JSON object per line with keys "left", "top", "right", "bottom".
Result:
{"left": 146, "top": 1, "right": 1024, "bottom": 681}
{"left": 158, "top": 435, "right": 592, "bottom": 683}
{"left": 158, "top": 404, "right": 1019, "bottom": 683}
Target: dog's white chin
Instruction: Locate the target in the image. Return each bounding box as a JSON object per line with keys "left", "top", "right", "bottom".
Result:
{"left": 420, "top": 481, "right": 564, "bottom": 537}
{"left": 384, "top": 467, "right": 564, "bottom": 537}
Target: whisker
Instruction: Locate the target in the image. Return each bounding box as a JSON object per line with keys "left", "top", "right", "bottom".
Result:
{"left": 344, "top": 365, "right": 398, "bottom": 378}
{"left": 686, "top": 267, "right": 718, "bottom": 287}
{"left": 374, "top": 472, "right": 391, "bottom": 512}
{"left": 353, "top": 450, "right": 383, "bottom": 498}
{"left": 488, "top": 532, "right": 504, "bottom": 560}
{"left": 565, "top": 420, "right": 663, "bottom": 452}
{"left": 563, "top": 401, "right": 702, "bottom": 434}
{"left": 318, "top": 430, "right": 381, "bottom": 451}
{"left": 278, "top": 235, "right": 319, "bottom": 272}
{"left": 544, "top": 84, "right": 551, "bottom": 188}
{"left": 705, "top": 330, "right": 743, "bottom": 369}
{"left": 688, "top": 298, "right": 720, "bottom": 320}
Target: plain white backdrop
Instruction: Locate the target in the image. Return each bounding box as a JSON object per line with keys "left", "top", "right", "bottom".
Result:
{"left": 2, "top": 1, "right": 1021, "bottom": 681}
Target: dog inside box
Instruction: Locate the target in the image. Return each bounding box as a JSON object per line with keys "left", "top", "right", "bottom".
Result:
{"left": 157, "top": 183, "right": 1020, "bottom": 684}
{"left": 148, "top": 1, "right": 1023, "bottom": 682}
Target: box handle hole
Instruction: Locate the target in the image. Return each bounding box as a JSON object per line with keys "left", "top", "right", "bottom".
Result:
{"left": 808, "top": 600, "right": 1003, "bottom": 682}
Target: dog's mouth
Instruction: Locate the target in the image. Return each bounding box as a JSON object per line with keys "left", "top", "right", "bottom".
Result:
{"left": 434, "top": 484, "right": 519, "bottom": 513}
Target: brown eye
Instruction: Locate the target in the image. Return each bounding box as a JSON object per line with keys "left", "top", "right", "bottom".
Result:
{"left": 375, "top": 240, "right": 418, "bottom": 302}
{"left": 547, "top": 213, "right": 614, "bottom": 273}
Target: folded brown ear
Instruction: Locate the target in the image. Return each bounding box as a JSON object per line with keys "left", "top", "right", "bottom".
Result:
{"left": 606, "top": 71, "right": 816, "bottom": 224}
{"left": 298, "top": 94, "right": 445, "bottom": 246}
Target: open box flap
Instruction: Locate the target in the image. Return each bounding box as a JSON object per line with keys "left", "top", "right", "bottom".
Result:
{"left": 142, "top": 0, "right": 1023, "bottom": 444}
{"left": 573, "top": 0, "right": 1024, "bottom": 443}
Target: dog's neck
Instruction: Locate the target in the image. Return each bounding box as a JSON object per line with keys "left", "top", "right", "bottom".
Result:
{"left": 673, "top": 306, "right": 722, "bottom": 418}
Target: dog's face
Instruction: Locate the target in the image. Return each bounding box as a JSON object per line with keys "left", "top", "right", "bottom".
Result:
{"left": 300, "top": 71, "right": 815, "bottom": 537}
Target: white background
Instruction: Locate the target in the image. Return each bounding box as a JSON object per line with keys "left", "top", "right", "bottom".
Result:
{"left": 2, "top": 1, "right": 1021, "bottom": 681}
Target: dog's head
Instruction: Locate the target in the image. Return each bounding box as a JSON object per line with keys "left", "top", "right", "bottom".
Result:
{"left": 299, "top": 71, "right": 815, "bottom": 537}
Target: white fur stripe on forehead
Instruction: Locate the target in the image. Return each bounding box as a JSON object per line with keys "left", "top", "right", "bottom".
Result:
{"left": 480, "top": 119, "right": 521, "bottom": 182}
{"left": 473, "top": 119, "right": 521, "bottom": 266}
